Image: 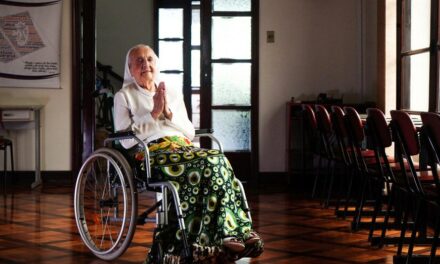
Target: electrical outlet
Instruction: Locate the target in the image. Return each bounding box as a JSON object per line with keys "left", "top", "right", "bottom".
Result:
{"left": 267, "top": 31, "right": 275, "bottom": 43}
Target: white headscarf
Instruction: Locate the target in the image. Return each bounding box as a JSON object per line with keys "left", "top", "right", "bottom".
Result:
{"left": 122, "top": 44, "right": 161, "bottom": 89}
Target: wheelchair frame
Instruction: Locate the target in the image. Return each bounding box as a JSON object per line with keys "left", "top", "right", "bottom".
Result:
{"left": 73, "top": 129, "right": 252, "bottom": 261}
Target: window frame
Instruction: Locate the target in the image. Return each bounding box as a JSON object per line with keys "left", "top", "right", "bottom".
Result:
{"left": 397, "top": 0, "right": 440, "bottom": 112}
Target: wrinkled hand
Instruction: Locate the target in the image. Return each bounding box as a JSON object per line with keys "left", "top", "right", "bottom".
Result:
{"left": 161, "top": 82, "right": 173, "bottom": 120}
{"left": 151, "top": 83, "right": 165, "bottom": 120}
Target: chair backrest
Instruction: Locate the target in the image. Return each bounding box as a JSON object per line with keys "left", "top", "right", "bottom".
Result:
{"left": 366, "top": 108, "right": 397, "bottom": 185}
{"left": 331, "top": 105, "right": 351, "bottom": 165}
{"left": 331, "top": 105, "right": 347, "bottom": 139}
{"left": 343, "top": 106, "right": 373, "bottom": 173}
{"left": 390, "top": 110, "right": 419, "bottom": 156}
{"left": 314, "top": 104, "right": 334, "bottom": 157}
{"left": 366, "top": 108, "right": 392, "bottom": 148}
{"left": 343, "top": 106, "right": 365, "bottom": 143}
{"left": 301, "top": 104, "right": 317, "bottom": 130}
{"left": 420, "top": 112, "right": 440, "bottom": 193}
{"left": 315, "top": 104, "right": 332, "bottom": 134}
{"left": 390, "top": 110, "right": 423, "bottom": 193}
{"left": 301, "top": 104, "right": 319, "bottom": 154}
{"left": 420, "top": 112, "right": 440, "bottom": 157}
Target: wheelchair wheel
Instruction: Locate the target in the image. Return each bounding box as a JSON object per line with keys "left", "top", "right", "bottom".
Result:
{"left": 74, "top": 147, "right": 137, "bottom": 260}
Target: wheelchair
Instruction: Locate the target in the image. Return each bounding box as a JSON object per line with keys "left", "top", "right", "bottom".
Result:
{"left": 73, "top": 129, "right": 253, "bottom": 262}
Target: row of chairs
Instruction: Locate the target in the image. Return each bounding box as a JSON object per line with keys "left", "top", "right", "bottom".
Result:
{"left": 301, "top": 104, "right": 440, "bottom": 263}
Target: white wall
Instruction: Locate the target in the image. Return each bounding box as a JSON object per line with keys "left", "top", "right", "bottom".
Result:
{"left": 0, "top": 0, "right": 71, "bottom": 171}
{"left": 259, "top": 0, "right": 377, "bottom": 172}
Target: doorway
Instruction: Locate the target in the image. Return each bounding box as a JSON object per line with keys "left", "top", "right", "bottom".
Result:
{"left": 72, "top": 0, "right": 259, "bottom": 183}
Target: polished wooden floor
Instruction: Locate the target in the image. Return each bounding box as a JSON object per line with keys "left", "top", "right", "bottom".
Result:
{"left": 0, "top": 182, "right": 433, "bottom": 263}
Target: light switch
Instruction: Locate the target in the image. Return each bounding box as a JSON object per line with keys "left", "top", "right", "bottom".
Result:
{"left": 267, "top": 31, "right": 275, "bottom": 43}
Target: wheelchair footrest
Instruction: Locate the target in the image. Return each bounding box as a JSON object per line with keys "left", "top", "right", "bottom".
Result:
{"left": 137, "top": 216, "right": 156, "bottom": 225}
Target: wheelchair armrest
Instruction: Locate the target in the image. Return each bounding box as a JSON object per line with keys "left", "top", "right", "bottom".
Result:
{"left": 194, "top": 128, "right": 223, "bottom": 153}
{"left": 195, "top": 128, "right": 214, "bottom": 135}
{"left": 104, "top": 130, "right": 152, "bottom": 181}
{"left": 105, "top": 130, "right": 147, "bottom": 150}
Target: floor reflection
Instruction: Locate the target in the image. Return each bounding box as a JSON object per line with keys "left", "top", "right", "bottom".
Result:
{"left": 0, "top": 184, "right": 408, "bottom": 263}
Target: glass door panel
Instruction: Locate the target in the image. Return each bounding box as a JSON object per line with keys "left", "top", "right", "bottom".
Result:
{"left": 191, "top": 50, "right": 200, "bottom": 87}
{"left": 159, "top": 9, "right": 183, "bottom": 38}
{"left": 192, "top": 93, "right": 200, "bottom": 128}
{"left": 160, "top": 73, "right": 183, "bottom": 93}
{"left": 191, "top": 8, "right": 201, "bottom": 45}
{"left": 212, "top": 63, "right": 251, "bottom": 105}
{"left": 212, "top": 17, "right": 251, "bottom": 59}
{"left": 212, "top": 110, "right": 251, "bottom": 151}
{"left": 158, "top": 41, "right": 183, "bottom": 70}
{"left": 213, "top": 0, "right": 251, "bottom": 12}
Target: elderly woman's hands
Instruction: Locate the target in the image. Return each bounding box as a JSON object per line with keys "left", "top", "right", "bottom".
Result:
{"left": 151, "top": 82, "right": 172, "bottom": 120}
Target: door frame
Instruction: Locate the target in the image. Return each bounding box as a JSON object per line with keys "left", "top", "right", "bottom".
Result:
{"left": 72, "top": 0, "right": 259, "bottom": 185}
{"left": 200, "top": 0, "right": 259, "bottom": 184}
{"left": 72, "top": 0, "right": 96, "bottom": 176}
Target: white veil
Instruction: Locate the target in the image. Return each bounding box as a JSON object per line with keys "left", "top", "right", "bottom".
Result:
{"left": 122, "top": 44, "right": 161, "bottom": 89}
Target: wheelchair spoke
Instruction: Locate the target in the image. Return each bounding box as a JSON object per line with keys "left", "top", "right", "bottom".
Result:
{"left": 74, "top": 149, "right": 137, "bottom": 260}
{"left": 100, "top": 207, "right": 114, "bottom": 248}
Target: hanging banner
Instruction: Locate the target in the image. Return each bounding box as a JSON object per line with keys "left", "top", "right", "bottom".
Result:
{"left": 0, "top": 0, "right": 62, "bottom": 88}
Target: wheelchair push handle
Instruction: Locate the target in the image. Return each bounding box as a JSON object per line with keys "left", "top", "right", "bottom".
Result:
{"left": 108, "top": 130, "right": 136, "bottom": 139}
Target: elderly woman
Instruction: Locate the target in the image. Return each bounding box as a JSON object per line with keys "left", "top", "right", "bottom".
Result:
{"left": 114, "top": 44, "right": 263, "bottom": 263}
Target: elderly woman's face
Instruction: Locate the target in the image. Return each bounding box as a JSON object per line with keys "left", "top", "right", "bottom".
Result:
{"left": 129, "top": 46, "right": 157, "bottom": 89}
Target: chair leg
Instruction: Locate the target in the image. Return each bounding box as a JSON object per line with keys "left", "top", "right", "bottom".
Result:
{"left": 3, "top": 148, "right": 7, "bottom": 190}
{"left": 352, "top": 174, "right": 368, "bottom": 231}
{"left": 406, "top": 198, "right": 423, "bottom": 263}
{"left": 369, "top": 182, "right": 384, "bottom": 241}
{"left": 324, "top": 160, "right": 335, "bottom": 208}
{"left": 335, "top": 165, "right": 349, "bottom": 214}
{"left": 429, "top": 210, "right": 440, "bottom": 264}
{"left": 311, "top": 155, "right": 322, "bottom": 198}
{"left": 378, "top": 187, "right": 395, "bottom": 248}
{"left": 320, "top": 158, "right": 331, "bottom": 206}
{"left": 397, "top": 193, "right": 411, "bottom": 256}
{"left": 343, "top": 167, "right": 355, "bottom": 219}
{"left": 9, "top": 144, "right": 14, "bottom": 183}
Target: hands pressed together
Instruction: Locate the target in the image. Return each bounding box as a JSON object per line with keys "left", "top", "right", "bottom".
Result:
{"left": 151, "top": 82, "right": 172, "bottom": 120}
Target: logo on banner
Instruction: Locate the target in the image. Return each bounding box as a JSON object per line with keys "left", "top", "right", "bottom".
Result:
{"left": 0, "top": 11, "right": 45, "bottom": 63}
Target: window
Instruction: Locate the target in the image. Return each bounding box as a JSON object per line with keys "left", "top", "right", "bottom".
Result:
{"left": 397, "top": 0, "right": 439, "bottom": 112}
